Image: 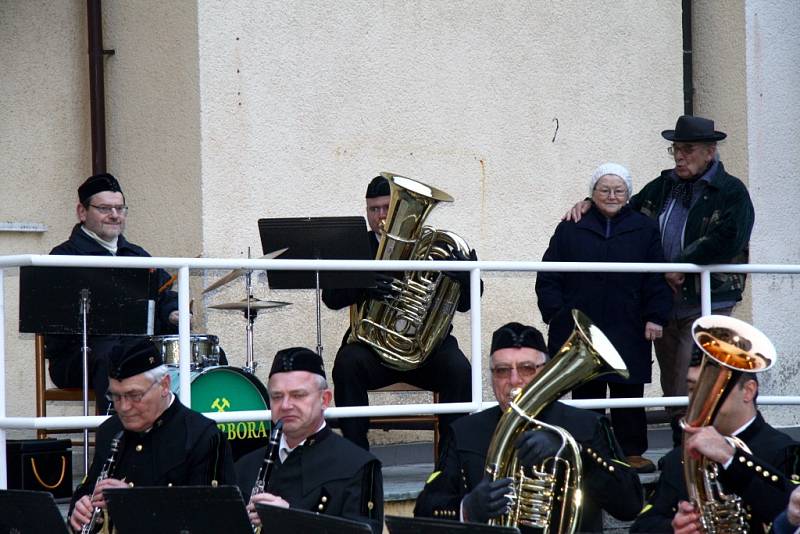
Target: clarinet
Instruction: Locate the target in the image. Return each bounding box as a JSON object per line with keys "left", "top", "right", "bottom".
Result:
{"left": 251, "top": 420, "right": 283, "bottom": 533}
{"left": 81, "top": 430, "right": 124, "bottom": 534}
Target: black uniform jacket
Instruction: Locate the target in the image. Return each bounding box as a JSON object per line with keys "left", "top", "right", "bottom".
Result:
{"left": 45, "top": 224, "right": 178, "bottom": 385}
{"left": 69, "top": 398, "right": 235, "bottom": 514}
{"left": 414, "top": 402, "right": 643, "bottom": 532}
{"left": 235, "top": 425, "right": 384, "bottom": 531}
{"left": 630, "top": 412, "right": 800, "bottom": 533}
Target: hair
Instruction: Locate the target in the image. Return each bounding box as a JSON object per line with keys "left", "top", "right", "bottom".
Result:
{"left": 143, "top": 364, "right": 169, "bottom": 383}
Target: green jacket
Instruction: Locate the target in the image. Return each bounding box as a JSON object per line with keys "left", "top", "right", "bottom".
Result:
{"left": 629, "top": 162, "right": 754, "bottom": 305}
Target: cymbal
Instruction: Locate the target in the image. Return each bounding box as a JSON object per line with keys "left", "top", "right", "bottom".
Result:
{"left": 202, "top": 247, "right": 288, "bottom": 294}
{"left": 207, "top": 297, "right": 291, "bottom": 311}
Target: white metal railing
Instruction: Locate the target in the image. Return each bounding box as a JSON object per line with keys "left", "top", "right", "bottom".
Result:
{"left": 2, "top": 254, "right": 800, "bottom": 489}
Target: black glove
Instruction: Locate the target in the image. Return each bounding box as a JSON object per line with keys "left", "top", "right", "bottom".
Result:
{"left": 515, "top": 429, "right": 562, "bottom": 468}
{"left": 367, "top": 273, "right": 396, "bottom": 301}
{"left": 461, "top": 476, "right": 513, "bottom": 523}
{"left": 443, "top": 248, "right": 478, "bottom": 286}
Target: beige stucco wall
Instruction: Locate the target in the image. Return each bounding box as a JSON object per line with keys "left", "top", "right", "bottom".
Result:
{"left": 195, "top": 0, "right": 683, "bottom": 445}
{"left": 15, "top": 1, "right": 778, "bottom": 443}
{"left": 1, "top": 0, "right": 202, "bottom": 436}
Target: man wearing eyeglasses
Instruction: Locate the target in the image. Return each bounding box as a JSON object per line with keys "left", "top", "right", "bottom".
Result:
{"left": 67, "top": 338, "right": 235, "bottom": 533}
{"left": 565, "top": 116, "right": 755, "bottom": 446}
{"left": 413, "top": 322, "right": 642, "bottom": 532}
{"left": 44, "top": 173, "right": 181, "bottom": 413}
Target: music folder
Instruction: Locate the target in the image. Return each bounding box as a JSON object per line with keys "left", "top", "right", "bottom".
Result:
{"left": 18, "top": 266, "right": 155, "bottom": 336}
{"left": 104, "top": 486, "right": 251, "bottom": 534}
{"left": 258, "top": 216, "right": 373, "bottom": 290}
{"left": 385, "top": 514, "right": 521, "bottom": 534}
{"left": 255, "top": 503, "right": 374, "bottom": 534}
{"left": 0, "top": 489, "right": 71, "bottom": 534}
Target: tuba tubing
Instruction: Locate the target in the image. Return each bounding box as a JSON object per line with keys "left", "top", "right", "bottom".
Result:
{"left": 484, "top": 309, "right": 629, "bottom": 532}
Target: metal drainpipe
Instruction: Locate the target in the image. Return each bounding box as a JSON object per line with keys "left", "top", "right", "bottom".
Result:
{"left": 87, "top": 0, "right": 115, "bottom": 174}
{"left": 682, "top": 0, "right": 694, "bottom": 115}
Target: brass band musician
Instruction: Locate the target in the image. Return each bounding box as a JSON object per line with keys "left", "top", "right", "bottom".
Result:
{"left": 413, "top": 322, "right": 642, "bottom": 532}
{"left": 322, "top": 175, "right": 478, "bottom": 450}
{"left": 235, "top": 347, "right": 384, "bottom": 533}
{"left": 630, "top": 349, "right": 800, "bottom": 533}
{"left": 68, "top": 338, "right": 234, "bottom": 532}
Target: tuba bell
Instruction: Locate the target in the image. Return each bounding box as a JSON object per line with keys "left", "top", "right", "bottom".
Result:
{"left": 349, "top": 172, "right": 472, "bottom": 371}
{"left": 484, "top": 309, "right": 629, "bottom": 532}
{"left": 681, "top": 315, "right": 776, "bottom": 533}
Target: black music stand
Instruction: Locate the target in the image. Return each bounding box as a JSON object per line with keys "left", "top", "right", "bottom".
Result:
{"left": 258, "top": 217, "right": 373, "bottom": 356}
{"left": 255, "top": 504, "right": 374, "bottom": 534}
{"left": 19, "top": 266, "right": 155, "bottom": 474}
{"left": 385, "top": 515, "right": 521, "bottom": 534}
{"left": 105, "top": 486, "right": 251, "bottom": 534}
{"left": 0, "top": 489, "right": 71, "bottom": 534}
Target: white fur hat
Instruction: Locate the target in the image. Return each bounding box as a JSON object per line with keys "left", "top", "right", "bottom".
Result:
{"left": 589, "top": 162, "right": 633, "bottom": 197}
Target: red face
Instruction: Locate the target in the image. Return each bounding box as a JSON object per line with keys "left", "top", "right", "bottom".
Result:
{"left": 671, "top": 142, "right": 715, "bottom": 180}
{"left": 490, "top": 347, "right": 548, "bottom": 412}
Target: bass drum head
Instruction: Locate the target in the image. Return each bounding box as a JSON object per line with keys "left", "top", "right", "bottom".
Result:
{"left": 169, "top": 366, "right": 270, "bottom": 461}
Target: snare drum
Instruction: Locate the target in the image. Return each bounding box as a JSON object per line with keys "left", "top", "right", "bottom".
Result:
{"left": 169, "top": 366, "right": 270, "bottom": 460}
{"left": 152, "top": 334, "right": 220, "bottom": 370}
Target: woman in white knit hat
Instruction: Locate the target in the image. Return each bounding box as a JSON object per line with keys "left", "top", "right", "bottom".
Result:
{"left": 535, "top": 162, "right": 673, "bottom": 473}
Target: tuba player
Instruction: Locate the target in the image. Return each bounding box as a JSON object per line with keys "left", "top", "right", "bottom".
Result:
{"left": 322, "top": 175, "right": 479, "bottom": 450}
{"left": 413, "top": 322, "right": 642, "bottom": 532}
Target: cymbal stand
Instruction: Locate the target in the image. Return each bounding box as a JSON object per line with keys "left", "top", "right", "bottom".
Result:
{"left": 315, "top": 270, "right": 323, "bottom": 357}
{"left": 242, "top": 249, "right": 257, "bottom": 374}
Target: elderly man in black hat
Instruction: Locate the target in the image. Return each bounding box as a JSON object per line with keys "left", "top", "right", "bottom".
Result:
{"left": 68, "top": 338, "right": 235, "bottom": 533}
{"left": 235, "top": 347, "right": 383, "bottom": 532}
{"left": 321, "top": 175, "right": 477, "bottom": 450}
{"left": 413, "top": 322, "right": 642, "bottom": 532}
{"left": 45, "top": 173, "right": 182, "bottom": 413}
{"left": 564, "top": 116, "right": 755, "bottom": 444}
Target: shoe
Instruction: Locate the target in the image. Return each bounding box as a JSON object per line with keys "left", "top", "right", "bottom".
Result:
{"left": 626, "top": 455, "right": 656, "bottom": 473}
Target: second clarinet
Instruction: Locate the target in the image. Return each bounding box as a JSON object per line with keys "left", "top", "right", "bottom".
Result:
{"left": 81, "top": 430, "right": 124, "bottom": 534}
{"left": 251, "top": 419, "right": 284, "bottom": 533}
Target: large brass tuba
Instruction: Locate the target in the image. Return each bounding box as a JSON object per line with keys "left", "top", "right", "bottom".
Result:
{"left": 681, "top": 315, "right": 776, "bottom": 533}
{"left": 349, "top": 172, "right": 472, "bottom": 371}
{"left": 484, "top": 309, "right": 629, "bottom": 531}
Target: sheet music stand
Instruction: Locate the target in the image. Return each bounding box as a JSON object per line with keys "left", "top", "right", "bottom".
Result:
{"left": 105, "top": 486, "right": 251, "bottom": 534}
{"left": 258, "top": 216, "right": 373, "bottom": 356}
{"left": 385, "top": 515, "right": 521, "bottom": 534}
{"left": 0, "top": 489, "right": 71, "bottom": 534}
{"left": 19, "top": 266, "right": 155, "bottom": 474}
{"left": 255, "top": 503, "right": 373, "bottom": 534}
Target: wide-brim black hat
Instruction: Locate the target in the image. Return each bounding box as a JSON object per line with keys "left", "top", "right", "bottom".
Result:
{"left": 661, "top": 115, "right": 727, "bottom": 142}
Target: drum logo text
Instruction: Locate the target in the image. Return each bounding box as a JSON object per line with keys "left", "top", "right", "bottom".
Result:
{"left": 218, "top": 421, "right": 269, "bottom": 441}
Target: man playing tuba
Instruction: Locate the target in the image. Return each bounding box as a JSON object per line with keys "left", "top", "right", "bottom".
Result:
{"left": 322, "top": 175, "right": 479, "bottom": 450}
{"left": 413, "top": 322, "right": 642, "bottom": 532}
{"left": 630, "top": 348, "right": 800, "bottom": 533}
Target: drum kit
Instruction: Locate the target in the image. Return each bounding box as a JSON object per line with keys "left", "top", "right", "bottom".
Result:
{"left": 157, "top": 248, "right": 289, "bottom": 460}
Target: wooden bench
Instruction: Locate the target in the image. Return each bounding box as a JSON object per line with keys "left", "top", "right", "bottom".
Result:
{"left": 368, "top": 383, "right": 440, "bottom": 456}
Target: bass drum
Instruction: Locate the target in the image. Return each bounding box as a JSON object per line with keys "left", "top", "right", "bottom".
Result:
{"left": 168, "top": 366, "right": 270, "bottom": 461}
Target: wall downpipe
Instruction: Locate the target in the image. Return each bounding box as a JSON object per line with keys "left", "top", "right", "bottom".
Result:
{"left": 682, "top": 0, "right": 694, "bottom": 115}
{"left": 87, "top": 0, "right": 114, "bottom": 174}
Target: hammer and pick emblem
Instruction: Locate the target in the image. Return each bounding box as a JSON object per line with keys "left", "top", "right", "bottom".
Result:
{"left": 211, "top": 397, "right": 231, "bottom": 412}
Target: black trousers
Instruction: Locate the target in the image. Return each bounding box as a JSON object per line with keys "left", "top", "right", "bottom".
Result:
{"left": 332, "top": 334, "right": 472, "bottom": 450}
{"left": 572, "top": 380, "right": 647, "bottom": 456}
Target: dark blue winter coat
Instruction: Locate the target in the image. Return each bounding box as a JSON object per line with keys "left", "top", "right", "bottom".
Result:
{"left": 535, "top": 205, "right": 672, "bottom": 383}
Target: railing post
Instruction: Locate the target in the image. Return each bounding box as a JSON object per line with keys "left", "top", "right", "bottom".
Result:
{"left": 0, "top": 270, "right": 7, "bottom": 489}
{"left": 470, "top": 267, "right": 482, "bottom": 409}
{"left": 178, "top": 266, "right": 191, "bottom": 406}
{"left": 700, "top": 269, "right": 711, "bottom": 316}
